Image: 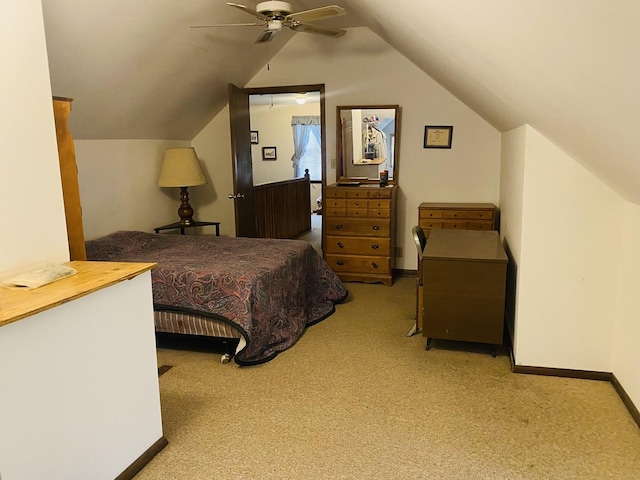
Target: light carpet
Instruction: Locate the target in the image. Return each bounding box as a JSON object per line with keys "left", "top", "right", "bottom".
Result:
{"left": 135, "top": 276, "right": 640, "bottom": 479}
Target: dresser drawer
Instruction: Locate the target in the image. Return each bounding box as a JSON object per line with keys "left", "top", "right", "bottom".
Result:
{"left": 467, "top": 210, "right": 494, "bottom": 220}
{"left": 346, "top": 190, "right": 369, "bottom": 199}
{"left": 442, "top": 220, "right": 468, "bottom": 230}
{"left": 325, "top": 207, "right": 346, "bottom": 217}
{"left": 347, "top": 199, "right": 367, "bottom": 209}
{"left": 325, "top": 188, "right": 347, "bottom": 198}
{"left": 443, "top": 210, "right": 468, "bottom": 219}
{"left": 368, "top": 189, "right": 392, "bottom": 199}
{"left": 346, "top": 209, "right": 369, "bottom": 217}
{"left": 325, "top": 235, "right": 391, "bottom": 255}
{"left": 420, "top": 209, "right": 443, "bottom": 219}
{"left": 466, "top": 220, "right": 494, "bottom": 231}
{"left": 325, "top": 218, "right": 390, "bottom": 237}
{"left": 325, "top": 254, "right": 391, "bottom": 275}
{"left": 420, "top": 220, "right": 443, "bottom": 230}
{"left": 326, "top": 198, "right": 346, "bottom": 209}
{"left": 368, "top": 199, "right": 391, "bottom": 209}
{"left": 368, "top": 208, "right": 390, "bottom": 218}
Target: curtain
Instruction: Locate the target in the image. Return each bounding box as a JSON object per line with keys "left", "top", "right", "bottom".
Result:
{"left": 291, "top": 116, "right": 321, "bottom": 177}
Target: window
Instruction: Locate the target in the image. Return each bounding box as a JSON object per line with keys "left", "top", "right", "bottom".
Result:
{"left": 291, "top": 116, "right": 321, "bottom": 181}
{"left": 297, "top": 130, "right": 322, "bottom": 181}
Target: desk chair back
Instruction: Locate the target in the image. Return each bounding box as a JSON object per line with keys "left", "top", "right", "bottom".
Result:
{"left": 408, "top": 225, "right": 427, "bottom": 336}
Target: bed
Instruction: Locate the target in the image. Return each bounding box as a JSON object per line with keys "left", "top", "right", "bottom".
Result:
{"left": 85, "top": 231, "right": 347, "bottom": 365}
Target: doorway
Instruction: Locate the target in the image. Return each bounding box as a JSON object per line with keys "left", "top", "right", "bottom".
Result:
{"left": 228, "top": 83, "right": 326, "bottom": 246}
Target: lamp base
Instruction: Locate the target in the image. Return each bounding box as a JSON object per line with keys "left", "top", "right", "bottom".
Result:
{"left": 177, "top": 186, "right": 195, "bottom": 225}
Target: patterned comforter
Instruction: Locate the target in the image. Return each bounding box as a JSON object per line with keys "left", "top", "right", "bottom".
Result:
{"left": 85, "top": 231, "right": 347, "bottom": 365}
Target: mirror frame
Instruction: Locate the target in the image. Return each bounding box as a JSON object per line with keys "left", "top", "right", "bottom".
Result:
{"left": 336, "top": 104, "right": 400, "bottom": 184}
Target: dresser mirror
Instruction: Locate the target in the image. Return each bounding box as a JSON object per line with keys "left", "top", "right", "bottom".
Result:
{"left": 336, "top": 105, "right": 400, "bottom": 183}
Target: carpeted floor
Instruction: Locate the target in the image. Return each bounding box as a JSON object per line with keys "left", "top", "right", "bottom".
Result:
{"left": 135, "top": 276, "right": 640, "bottom": 479}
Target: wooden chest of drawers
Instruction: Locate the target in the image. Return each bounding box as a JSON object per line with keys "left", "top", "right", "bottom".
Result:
{"left": 324, "top": 184, "right": 397, "bottom": 286}
{"left": 418, "top": 203, "right": 498, "bottom": 238}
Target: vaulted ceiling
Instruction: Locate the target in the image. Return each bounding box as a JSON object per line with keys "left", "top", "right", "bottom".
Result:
{"left": 41, "top": 0, "right": 640, "bottom": 203}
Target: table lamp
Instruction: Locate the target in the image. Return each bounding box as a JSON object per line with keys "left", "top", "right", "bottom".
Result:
{"left": 158, "top": 147, "right": 207, "bottom": 226}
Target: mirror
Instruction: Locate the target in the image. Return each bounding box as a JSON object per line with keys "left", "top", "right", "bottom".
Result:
{"left": 336, "top": 105, "right": 400, "bottom": 183}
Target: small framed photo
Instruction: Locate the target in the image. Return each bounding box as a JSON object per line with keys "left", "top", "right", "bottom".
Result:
{"left": 424, "top": 126, "right": 453, "bottom": 149}
{"left": 250, "top": 131, "right": 259, "bottom": 144}
{"left": 262, "top": 146, "right": 277, "bottom": 160}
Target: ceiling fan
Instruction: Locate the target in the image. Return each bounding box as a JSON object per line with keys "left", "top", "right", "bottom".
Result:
{"left": 191, "top": 1, "right": 347, "bottom": 43}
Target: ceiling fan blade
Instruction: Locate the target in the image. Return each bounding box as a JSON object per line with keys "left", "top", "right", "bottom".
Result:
{"left": 255, "top": 30, "right": 277, "bottom": 43}
{"left": 291, "top": 23, "right": 346, "bottom": 38}
{"left": 227, "top": 2, "right": 270, "bottom": 22}
{"left": 286, "top": 5, "right": 346, "bottom": 24}
{"left": 190, "top": 22, "right": 263, "bottom": 28}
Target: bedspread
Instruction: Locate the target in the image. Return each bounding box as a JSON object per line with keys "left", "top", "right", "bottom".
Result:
{"left": 85, "top": 231, "right": 347, "bottom": 365}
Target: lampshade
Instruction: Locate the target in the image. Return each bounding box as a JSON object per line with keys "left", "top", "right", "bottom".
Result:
{"left": 158, "top": 147, "right": 207, "bottom": 187}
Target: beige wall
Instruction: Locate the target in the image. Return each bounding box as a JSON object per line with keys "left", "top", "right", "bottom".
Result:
{"left": 250, "top": 102, "right": 320, "bottom": 185}
{"left": 0, "top": 0, "right": 69, "bottom": 280}
{"left": 193, "top": 27, "right": 501, "bottom": 268}
{"left": 74, "top": 139, "right": 190, "bottom": 240}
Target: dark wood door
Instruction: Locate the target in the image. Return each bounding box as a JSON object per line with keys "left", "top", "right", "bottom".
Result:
{"left": 228, "top": 83, "right": 256, "bottom": 237}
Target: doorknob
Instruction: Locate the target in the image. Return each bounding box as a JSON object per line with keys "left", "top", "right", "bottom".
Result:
{"left": 228, "top": 193, "right": 245, "bottom": 199}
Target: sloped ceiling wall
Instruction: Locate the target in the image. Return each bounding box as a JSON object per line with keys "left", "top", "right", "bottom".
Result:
{"left": 42, "top": 0, "right": 640, "bottom": 203}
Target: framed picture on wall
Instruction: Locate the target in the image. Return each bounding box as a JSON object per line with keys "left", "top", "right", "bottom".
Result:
{"left": 250, "top": 131, "right": 259, "bottom": 144}
{"left": 424, "top": 126, "right": 453, "bottom": 149}
{"left": 262, "top": 146, "right": 277, "bottom": 160}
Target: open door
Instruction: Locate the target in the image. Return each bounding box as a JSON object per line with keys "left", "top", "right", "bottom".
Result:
{"left": 228, "top": 83, "right": 256, "bottom": 237}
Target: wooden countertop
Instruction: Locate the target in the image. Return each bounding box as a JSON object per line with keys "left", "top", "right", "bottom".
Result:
{"left": 0, "top": 261, "right": 156, "bottom": 327}
{"left": 424, "top": 230, "right": 508, "bottom": 263}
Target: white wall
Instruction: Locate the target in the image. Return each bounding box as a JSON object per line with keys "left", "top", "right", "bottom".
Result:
{"left": 0, "top": 0, "right": 69, "bottom": 280}
{"left": 613, "top": 202, "right": 640, "bottom": 408}
{"left": 499, "top": 125, "right": 526, "bottom": 344}
{"left": 194, "top": 27, "right": 501, "bottom": 268}
{"left": 74, "top": 139, "right": 190, "bottom": 240}
{"left": 502, "top": 125, "right": 623, "bottom": 372}
{"left": 501, "top": 124, "right": 639, "bottom": 410}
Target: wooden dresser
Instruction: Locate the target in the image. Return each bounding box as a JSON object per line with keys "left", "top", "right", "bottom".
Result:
{"left": 418, "top": 202, "right": 498, "bottom": 238}
{"left": 324, "top": 184, "right": 397, "bottom": 286}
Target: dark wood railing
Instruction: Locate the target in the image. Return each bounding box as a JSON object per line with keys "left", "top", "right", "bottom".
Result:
{"left": 254, "top": 174, "right": 311, "bottom": 239}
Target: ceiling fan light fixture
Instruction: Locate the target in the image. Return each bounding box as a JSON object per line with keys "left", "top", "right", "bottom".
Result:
{"left": 256, "top": 1, "right": 293, "bottom": 17}
{"left": 267, "top": 19, "right": 283, "bottom": 31}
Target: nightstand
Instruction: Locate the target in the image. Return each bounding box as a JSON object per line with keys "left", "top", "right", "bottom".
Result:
{"left": 153, "top": 221, "right": 220, "bottom": 236}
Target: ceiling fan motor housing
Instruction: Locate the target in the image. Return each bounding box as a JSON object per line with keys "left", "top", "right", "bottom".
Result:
{"left": 256, "top": 1, "right": 293, "bottom": 19}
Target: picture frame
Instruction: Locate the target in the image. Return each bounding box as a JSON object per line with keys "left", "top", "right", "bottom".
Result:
{"left": 250, "top": 131, "right": 259, "bottom": 144}
{"left": 262, "top": 146, "right": 277, "bottom": 161}
{"left": 424, "top": 126, "right": 453, "bottom": 149}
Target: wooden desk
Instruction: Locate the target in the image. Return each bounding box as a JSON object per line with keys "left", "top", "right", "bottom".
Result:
{"left": 422, "top": 229, "right": 507, "bottom": 356}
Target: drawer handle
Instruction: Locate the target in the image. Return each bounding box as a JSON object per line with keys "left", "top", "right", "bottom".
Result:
{"left": 336, "top": 224, "right": 343, "bottom": 230}
{"left": 337, "top": 260, "right": 344, "bottom": 266}
{"left": 337, "top": 242, "right": 344, "bottom": 248}
{"left": 371, "top": 262, "right": 379, "bottom": 269}
{"left": 371, "top": 244, "right": 379, "bottom": 250}
{"left": 372, "top": 225, "right": 380, "bottom": 231}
